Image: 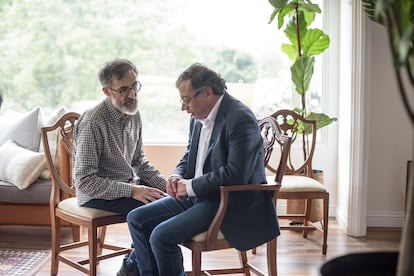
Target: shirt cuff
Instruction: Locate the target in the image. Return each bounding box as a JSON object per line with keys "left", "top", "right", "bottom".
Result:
{"left": 182, "top": 179, "right": 195, "bottom": 197}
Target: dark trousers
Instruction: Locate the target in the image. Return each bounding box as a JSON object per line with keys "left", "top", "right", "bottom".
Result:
{"left": 126, "top": 196, "right": 217, "bottom": 276}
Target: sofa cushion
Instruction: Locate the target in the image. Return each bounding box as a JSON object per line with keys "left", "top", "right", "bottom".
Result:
{"left": 0, "top": 107, "right": 43, "bottom": 151}
{"left": 0, "top": 179, "right": 51, "bottom": 203}
{"left": 0, "top": 140, "right": 47, "bottom": 190}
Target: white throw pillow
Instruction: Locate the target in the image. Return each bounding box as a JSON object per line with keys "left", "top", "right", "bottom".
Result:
{"left": 0, "top": 107, "right": 43, "bottom": 151}
{"left": 0, "top": 140, "right": 47, "bottom": 190}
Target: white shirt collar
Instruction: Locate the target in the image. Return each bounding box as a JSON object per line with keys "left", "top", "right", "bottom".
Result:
{"left": 199, "top": 94, "right": 223, "bottom": 128}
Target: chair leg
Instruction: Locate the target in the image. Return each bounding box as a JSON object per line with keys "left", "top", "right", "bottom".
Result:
{"left": 267, "top": 238, "right": 277, "bottom": 276}
{"left": 322, "top": 195, "right": 329, "bottom": 255}
{"left": 88, "top": 226, "right": 98, "bottom": 276}
{"left": 237, "top": 251, "right": 251, "bottom": 276}
{"left": 71, "top": 224, "right": 81, "bottom": 242}
{"left": 303, "top": 199, "right": 312, "bottom": 238}
{"left": 191, "top": 249, "right": 202, "bottom": 276}
{"left": 97, "top": 226, "right": 107, "bottom": 257}
{"left": 51, "top": 217, "right": 61, "bottom": 276}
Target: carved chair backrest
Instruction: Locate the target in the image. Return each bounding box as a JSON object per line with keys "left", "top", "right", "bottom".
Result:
{"left": 258, "top": 116, "right": 291, "bottom": 184}
{"left": 270, "top": 109, "right": 317, "bottom": 177}
{"left": 41, "top": 112, "right": 80, "bottom": 205}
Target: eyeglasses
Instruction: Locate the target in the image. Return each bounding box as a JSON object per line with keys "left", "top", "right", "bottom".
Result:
{"left": 180, "top": 88, "right": 204, "bottom": 105}
{"left": 107, "top": 81, "right": 142, "bottom": 96}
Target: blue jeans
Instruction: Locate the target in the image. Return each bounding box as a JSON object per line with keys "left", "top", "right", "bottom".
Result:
{"left": 126, "top": 196, "right": 218, "bottom": 276}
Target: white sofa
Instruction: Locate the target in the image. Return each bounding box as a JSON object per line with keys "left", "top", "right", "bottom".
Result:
{"left": 0, "top": 106, "right": 66, "bottom": 225}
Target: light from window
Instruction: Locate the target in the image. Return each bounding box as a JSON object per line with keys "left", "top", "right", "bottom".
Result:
{"left": 0, "top": 0, "right": 323, "bottom": 143}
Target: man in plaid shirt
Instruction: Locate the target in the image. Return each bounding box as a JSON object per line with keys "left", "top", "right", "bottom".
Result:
{"left": 73, "top": 58, "right": 166, "bottom": 276}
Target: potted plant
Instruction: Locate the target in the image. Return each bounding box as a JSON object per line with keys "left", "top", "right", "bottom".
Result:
{"left": 268, "top": 0, "right": 336, "bottom": 222}
{"left": 268, "top": 0, "right": 336, "bottom": 156}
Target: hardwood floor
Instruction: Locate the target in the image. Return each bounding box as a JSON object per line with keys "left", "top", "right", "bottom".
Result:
{"left": 0, "top": 218, "right": 401, "bottom": 275}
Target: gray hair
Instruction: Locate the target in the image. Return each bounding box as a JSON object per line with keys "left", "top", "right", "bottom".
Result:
{"left": 98, "top": 58, "right": 138, "bottom": 87}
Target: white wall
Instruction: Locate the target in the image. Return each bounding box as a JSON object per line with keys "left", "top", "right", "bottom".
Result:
{"left": 335, "top": 1, "right": 413, "bottom": 235}
{"left": 365, "top": 20, "right": 413, "bottom": 227}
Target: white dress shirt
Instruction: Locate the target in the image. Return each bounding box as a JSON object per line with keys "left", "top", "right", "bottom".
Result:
{"left": 185, "top": 95, "right": 223, "bottom": 196}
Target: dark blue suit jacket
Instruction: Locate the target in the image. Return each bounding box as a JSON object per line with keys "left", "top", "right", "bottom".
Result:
{"left": 173, "top": 92, "right": 280, "bottom": 250}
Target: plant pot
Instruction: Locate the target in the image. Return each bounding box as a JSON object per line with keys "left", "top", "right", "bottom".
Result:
{"left": 286, "top": 169, "right": 324, "bottom": 222}
{"left": 320, "top": 251, "right": 398, "bottom": 276}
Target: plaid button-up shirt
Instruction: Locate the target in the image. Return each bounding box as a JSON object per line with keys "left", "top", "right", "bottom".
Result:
{"left": 73, "top": 99, "right": 166, "bottom": 206}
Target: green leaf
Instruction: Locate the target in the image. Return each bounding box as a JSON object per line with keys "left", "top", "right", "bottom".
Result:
{"left": 284, "top": 17, "right": 299, "bottom": 47}
{"left": 292, "top": 112, "right": 337, "bottom": 135}
{"left": 297, "top": 12, "right": 309, "bottom": 42}
{"left": 268, "top": 8, "right": 279, "bottom": 24}
{"left": 302, "top": 28, "right": 330, "bottom": 57}
{"left": 291, "top": 56, "right": 315, "bottom": 95}
{"left": 306, "top": 112, "right": 337, "bottom": 131}
{"left": 268, "top": 0, "right": 289, "bottom": 9}
{"left": 277, "top": 3, "right": 296, "bottom": 29}
{"left": 361, "top": 0, "right": 377, "bottom": 22}
{"left": 282, "top": 43, "right": 297, "bottom": 61}
{"left": 299, "top": 3, "right": 320, "bottom": 26}
{"left": 303, "top": 9, "right": 316, "bottom": 26}
{"left": 283, "top": 12, "right": 308, "bottom": 58}
{"left": 299, "top": 3, "right": 321, "bottom": 14}
{"left": 394, "top": 0, "right": 414, "bottom": 66}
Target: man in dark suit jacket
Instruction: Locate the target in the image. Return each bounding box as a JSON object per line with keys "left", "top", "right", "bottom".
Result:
{"left": 126, "top": 63, "right": 280, "bottom": 276}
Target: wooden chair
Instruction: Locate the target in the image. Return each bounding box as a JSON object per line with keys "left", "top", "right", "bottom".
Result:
{"left": 181, "top": 116, "right": 291, "bottom": 276}
{"left": 41, "top": 112, "right": 131, "bottom": 276}
{"left": 269, "top": 109, "right": 329, "bottom": 255}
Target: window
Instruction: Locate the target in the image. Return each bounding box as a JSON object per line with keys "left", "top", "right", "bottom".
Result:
{"left": 0, "top": 0, "right": 325, "bottom": 144}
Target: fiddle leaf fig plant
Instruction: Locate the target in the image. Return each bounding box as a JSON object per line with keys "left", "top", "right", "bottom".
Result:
{"left": 268, "top": 0, "right": 337, "bottom": 135}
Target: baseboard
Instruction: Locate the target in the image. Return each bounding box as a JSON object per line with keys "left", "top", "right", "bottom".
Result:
{"left": 366, "top": 211, "right": 404, "bottom": 228}
{"left": 276, "top": 201, "right": 404, "bottom": 228}
{"left": 275, "top": 201, "right": 336, "bottom": 218}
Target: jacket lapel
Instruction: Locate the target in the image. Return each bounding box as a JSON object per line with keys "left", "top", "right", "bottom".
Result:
{"left": 204, "top": 93, "right": 231, "bottom": 166}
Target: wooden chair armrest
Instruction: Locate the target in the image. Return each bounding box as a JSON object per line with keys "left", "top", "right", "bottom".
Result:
{"left": 205, "top": 183, "right": 281, "bottom": 249}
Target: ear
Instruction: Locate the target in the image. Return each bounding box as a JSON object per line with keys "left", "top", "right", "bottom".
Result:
{"left": 204, "top": 86, "right": 214, "bottom": 97}
{"left": 102, "top": 87, "right": 111, "bottom": 97}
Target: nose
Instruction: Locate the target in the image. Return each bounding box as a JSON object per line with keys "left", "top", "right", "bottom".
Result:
{"left": 126, "top": 90, "right": 137, "bottom": 99}
{"left": 181, "top": 103, "right": 187, "bottom": 111}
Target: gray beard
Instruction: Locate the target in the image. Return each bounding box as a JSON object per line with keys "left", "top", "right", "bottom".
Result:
{"left": 113, "top": 98, "right": 138, "bottom": 115}
{"left": 120, "top": 102, "right": 138, "bottom": 115}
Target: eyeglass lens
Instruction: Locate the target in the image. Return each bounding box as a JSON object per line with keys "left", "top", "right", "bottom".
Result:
{"left": 180, "top": 88, "right": 203, "bottom": 105}
{"left": 118, "top": 81, "right": 141, "bottom": 95}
